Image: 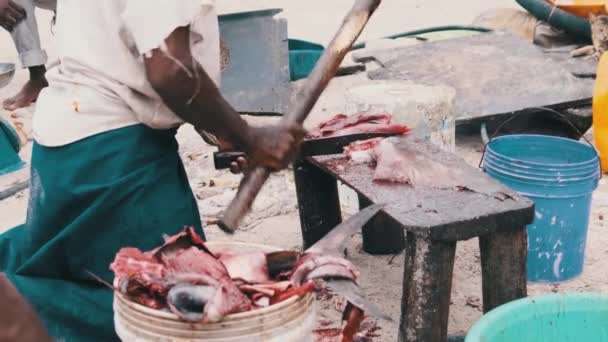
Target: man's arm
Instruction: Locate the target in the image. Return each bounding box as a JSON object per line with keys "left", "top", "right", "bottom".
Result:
{"left": 0, "top": 0, "right": 25, "bottom": 32}
{"left": 144, "top": 26, "right": 303, "bottom": 170}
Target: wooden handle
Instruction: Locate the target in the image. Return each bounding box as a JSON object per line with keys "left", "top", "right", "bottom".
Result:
{"left": 218, "top": 0, "right": 382, "bottom": 233}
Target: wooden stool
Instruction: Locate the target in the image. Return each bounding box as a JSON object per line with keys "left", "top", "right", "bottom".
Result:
{"left": 293, "top": 137, "right": 534, "bottom": 342}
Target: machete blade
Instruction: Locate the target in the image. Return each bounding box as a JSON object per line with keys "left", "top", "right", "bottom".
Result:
{"left": 325, "top": 278, "right": 392, "bottom": 321}
{"left": 306, "top": 203, "right": 384, "bottom": 255}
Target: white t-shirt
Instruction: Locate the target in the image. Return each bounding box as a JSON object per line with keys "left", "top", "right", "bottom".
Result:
{"left": 33, "top": 0, "right": 221, "bottom": 147}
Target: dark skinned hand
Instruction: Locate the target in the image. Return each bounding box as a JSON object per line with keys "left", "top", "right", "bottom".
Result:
{"left": 0, "top": 0, "right": 25, "bottom": 32}
{"left": 216, "top": 137, "right": 249, "bottom": 175}
{"left": 244, "top": 123, "right": 305, "bottom": 172}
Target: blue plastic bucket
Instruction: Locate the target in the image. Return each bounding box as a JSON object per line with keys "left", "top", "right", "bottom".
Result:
{"left": 483, "top": 157, "right": 600, "bottom": 183}
{"left": 482, "top": 135, "right": 600, "bottom": 283}
{"left": 466, "top": 293, "right": 608, "bottom": 342}
{"left": 486, "top": 135, "right": 599, "bottom": 169}
{"left": 484, "top": 152, "right": 599, "bottom": 178}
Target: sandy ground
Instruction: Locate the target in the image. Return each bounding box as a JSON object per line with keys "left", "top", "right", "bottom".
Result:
{"left": 2, "top": 1, "right": 608, "bottom": 341}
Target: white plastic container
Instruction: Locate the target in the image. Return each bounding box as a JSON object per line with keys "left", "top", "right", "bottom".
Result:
{"left": 114, "top": 242, "right": 316, "bottom": 342}
{"left": 344, "top": 81, "right": 456, "bottom": 152}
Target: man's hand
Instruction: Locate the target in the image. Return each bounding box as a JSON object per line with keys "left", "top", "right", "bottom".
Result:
{"left": 145, "top": 26, "right": 305, "bottom": 174}
{"left": 244, "top": 123, "right": 305, "bottom": 171}
{"left": 0, "top": 0, "right": 25, "bottom": 32}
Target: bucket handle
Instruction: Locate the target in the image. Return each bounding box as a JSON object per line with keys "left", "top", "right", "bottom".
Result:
{"left": 478, "top": 107, "right": 600, "bottom": 176}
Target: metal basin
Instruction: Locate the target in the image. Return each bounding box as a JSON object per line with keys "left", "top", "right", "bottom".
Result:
{"left": 0, "top": 63, "right": 15, "bottom": 89}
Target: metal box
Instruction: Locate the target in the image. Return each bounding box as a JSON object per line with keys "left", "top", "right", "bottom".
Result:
{"left": 219, "top": 9, "right": 290, "bottom": 115}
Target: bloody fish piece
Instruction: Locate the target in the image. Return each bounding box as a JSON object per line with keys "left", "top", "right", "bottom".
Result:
{"left": 167, "top": 284, "right": 215, "bottom": 322}
{"left": 217, "top": 251, "right": 271, "bottom": 284}
{"left": 290, "top": 253, "right": 359, "bottom": 287}
{"left": 343, "top": 137, "right": 385, "bottom": 164}
{"left": 341, "top": 303, "right": 365, "bottom": 342}
{"left": 110, "top": 228, "right": 253, "bottom": 323}
{"left": 269, "top": 282, "right": 316, "bottom": 305}
{"left": 110, "top": 248, "right": 169, "bottom": 308}
{"left": 372, "top": 137, "right": 460, "bottom": 187}
{"left": 161, "top": 246, "right": 252, "bottom": 323}
{"left": 238, "top": 281, "right": 292, "bottom": 297}
{"left": 307, "top": 113, "right": 409, "bottom": 139}
{"left": 265, "top": 251, "right": 299, "bottom": 279}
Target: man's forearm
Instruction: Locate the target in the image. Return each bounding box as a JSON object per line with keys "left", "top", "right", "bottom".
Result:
{"left": 144, "top": 26, "right": 252, "bottom": 151}
{"left": 154, "top": 61, "right": 251, "bottom": 150}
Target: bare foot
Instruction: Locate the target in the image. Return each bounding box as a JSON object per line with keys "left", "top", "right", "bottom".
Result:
{"left": 3, "top": 65, "right": 48, "bottom": 111}
{"left": 570, "top": 45, "right": 596, "bottom": 58}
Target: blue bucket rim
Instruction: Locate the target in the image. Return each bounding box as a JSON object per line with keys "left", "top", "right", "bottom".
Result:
{"left": 483, "top": 153, "right": 599, "bottom": 177}
{"left": 485, "top": 148, "right": 599, "bottom": 171}
{"left": 484, "top": 160, "right": 600, "bottom": 184}
{"left": 466, "top": 293, "right": 608, "bottom": 342}
{"left": 483, "top": 157, "right": 600, "bottom": 182}
{"left": 486, "top": 134, "right": 599, "bottom": 168}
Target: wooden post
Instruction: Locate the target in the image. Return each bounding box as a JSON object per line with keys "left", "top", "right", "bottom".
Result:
{"left": 358, "top": 194, "right": 405, "bottom": 255}
{"left": 399, "top": 234, "right": 456, "bottom": 342}
{"left": 294, "top": 159, "right": 342, "bottom": 248}
{"left": 479, "top": 227, "right": 528, "bottom": 313}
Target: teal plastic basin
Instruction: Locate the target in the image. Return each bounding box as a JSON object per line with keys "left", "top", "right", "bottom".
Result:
{"left": 0, "top": 117, "right": 23, "bottom": 175}
{"left": 466, "top": 293, "right": 608, "bottom": 342}
{"left": 288, "top": 39, "right": 323, "bottom": 81}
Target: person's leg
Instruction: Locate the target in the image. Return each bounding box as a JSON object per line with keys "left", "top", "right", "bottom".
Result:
{"left": 3, "top": 0, "right": 55, "bottom": 111}
{"left": 0, "top": 124, "right": 203, "bottom": 341}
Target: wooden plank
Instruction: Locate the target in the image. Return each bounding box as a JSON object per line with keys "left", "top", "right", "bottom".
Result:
{"left": 358, "top": 32, "right": 595, "bottom": 123}
{"left": 309, "top": 136, "right": 535, "bottom": 241}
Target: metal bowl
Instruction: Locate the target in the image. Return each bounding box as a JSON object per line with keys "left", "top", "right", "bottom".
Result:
{"left": 0, "top": 63, "right": 16, "bottom": 89}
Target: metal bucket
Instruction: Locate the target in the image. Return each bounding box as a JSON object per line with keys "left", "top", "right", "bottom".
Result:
{"left": 113, "top": 242, "right": 316, "bottom": 342}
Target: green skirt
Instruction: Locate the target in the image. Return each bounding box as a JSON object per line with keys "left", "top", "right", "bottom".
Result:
{"left": 0, "top": 124, "right": 204, "bottom": 341}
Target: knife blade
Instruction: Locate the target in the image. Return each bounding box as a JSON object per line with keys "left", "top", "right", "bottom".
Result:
{"left": 325, "top": 278, "right": 392, "bottom": 321}
{"left": 306, "top": 203, "right": 384, "bottom": 255}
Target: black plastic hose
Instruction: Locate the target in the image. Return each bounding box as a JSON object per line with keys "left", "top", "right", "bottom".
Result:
{"left": 516, "top": 0, "right": 591, "bottom": 40}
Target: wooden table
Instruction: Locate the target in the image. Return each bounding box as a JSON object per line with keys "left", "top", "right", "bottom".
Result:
{"left": 293, "top": 136, "right": 535, "bottom": 341}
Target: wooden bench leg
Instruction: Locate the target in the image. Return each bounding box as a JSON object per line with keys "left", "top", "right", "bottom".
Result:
{"left": 399, "top": 234, "right": 456, "bottom": 342}
{"left": 293, "top": 159, "right": 342, "bottom": 249}
{"left": 479, "top": 227, "right": 528, "bottom": 313}
{"left": 358, "top": 195, "right": 405, "bottom": 255}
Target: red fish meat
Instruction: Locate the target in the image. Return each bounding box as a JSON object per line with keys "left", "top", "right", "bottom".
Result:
{"left": 343, "top": 137, "right": 385, "bottom": 164}
{"left": 372, "top": 138, "right": 459, "bottom": 187}
{"left": 109, "top": 226, "right": 374, "bottom": 337}
{"left": 307, "top": 113, "right": 410, "bottom": 139}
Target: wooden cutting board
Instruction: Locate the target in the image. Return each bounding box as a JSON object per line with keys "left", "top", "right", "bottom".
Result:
{"left": 353, "top": 31, "right": 595, "bottom": 124}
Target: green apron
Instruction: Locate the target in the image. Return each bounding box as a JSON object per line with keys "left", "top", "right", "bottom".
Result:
{"left": 0, "top": 124, "right": 204, "bottom": 341}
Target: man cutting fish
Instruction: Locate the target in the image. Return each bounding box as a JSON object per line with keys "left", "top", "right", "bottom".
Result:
{"left": 0, "top": 1, "right": 304, "bottom": 340}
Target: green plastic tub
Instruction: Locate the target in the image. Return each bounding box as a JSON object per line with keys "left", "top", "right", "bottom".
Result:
{"left": 466, "top": 293, "right": 608, "bottom": 342}
{"left": 288, "top": 39, "right": 324, "bottom": 81}
{"left": 0, "top": 117, "right": 23, "bottom": 175}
